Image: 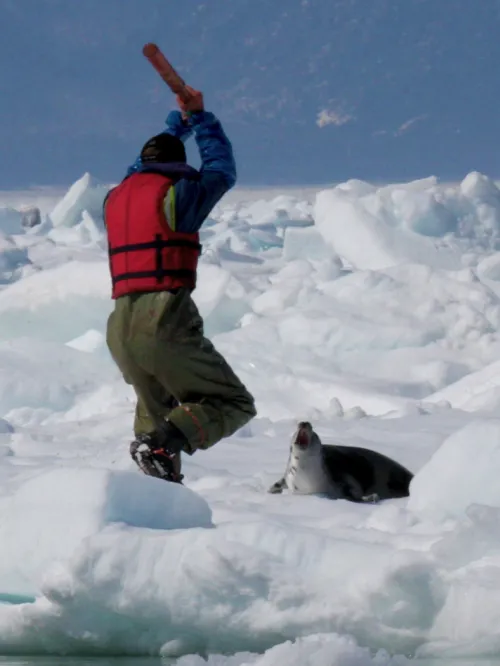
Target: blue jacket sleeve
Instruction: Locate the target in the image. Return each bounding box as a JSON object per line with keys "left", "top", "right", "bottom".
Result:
{"left": 126, "top": 111, "right": 194, "bottom": 176}
{"left": 171, "top": 111, "right": 237, "bottom": 233}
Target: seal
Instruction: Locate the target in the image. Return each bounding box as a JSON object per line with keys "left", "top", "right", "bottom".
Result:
{"left": 268, "top": 421, "right": 413, "bottom": 503}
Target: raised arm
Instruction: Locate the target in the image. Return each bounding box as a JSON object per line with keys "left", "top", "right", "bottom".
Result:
{"left": 166, "top": 88, "right": 237, "bottom": 233}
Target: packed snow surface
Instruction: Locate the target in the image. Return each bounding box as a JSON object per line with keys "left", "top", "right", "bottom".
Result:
{"left": 2, "top": 172, "right": 500, "bottom": 664}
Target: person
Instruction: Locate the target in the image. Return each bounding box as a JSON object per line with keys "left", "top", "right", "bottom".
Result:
{"left": 104, "top": 86, "right": 257, "bottom": 484}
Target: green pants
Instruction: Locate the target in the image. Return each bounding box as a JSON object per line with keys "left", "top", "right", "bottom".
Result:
{"left": 106, "top": 288, "right": 257, "bottom": 457}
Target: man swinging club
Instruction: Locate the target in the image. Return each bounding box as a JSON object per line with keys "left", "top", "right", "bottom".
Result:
{"left": 104, "top": 46, "right": 256, "bottom": 483}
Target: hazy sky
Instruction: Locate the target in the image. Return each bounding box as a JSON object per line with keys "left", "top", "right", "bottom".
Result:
{"left": 2, "top": 0, "right": 500, "bottom": 188}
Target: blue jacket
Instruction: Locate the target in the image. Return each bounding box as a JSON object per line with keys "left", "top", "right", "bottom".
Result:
{"left": 126, "top": 110, "right": 236, "bottom": 233}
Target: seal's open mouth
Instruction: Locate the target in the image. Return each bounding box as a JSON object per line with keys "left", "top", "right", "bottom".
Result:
{"left": 295, "top": 421, "right": 312, "bottom": 449}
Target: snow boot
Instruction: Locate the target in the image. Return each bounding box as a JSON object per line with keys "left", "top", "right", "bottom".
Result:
{"left": 130, "top": 421, "right": 188, "bottom": 484}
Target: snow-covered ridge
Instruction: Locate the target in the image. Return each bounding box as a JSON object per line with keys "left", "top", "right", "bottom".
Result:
{"left": 2, "top": 171, "right": 500, "bottom": 663}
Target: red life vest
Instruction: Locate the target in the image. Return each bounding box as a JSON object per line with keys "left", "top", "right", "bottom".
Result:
{"left": 104, "top": 172, "right": 201, "bottom": 299}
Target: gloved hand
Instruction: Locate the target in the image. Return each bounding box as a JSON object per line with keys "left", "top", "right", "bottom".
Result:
{"left": 176, "top": 85, "right": 204, "bottom": 119}
{"left": 164, "top": 110, "right": 193, "bottom": 141}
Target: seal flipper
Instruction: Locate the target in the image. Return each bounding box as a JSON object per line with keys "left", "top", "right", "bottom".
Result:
{"left": 339, "top": 473, "right": 366, "bottom": 502}
{"left": 333, "top": 471, "right": 378, "bottom": 503}
{"left": 268, "top": 478, "right": 286, "bottom": 494}
{"left": 361, "top": 493, "right": 380, "bottom": 503}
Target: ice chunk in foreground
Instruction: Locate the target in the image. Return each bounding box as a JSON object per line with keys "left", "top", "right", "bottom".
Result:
{"left": 236, "top": 195, "right": 313, "bottom": 228}
{"left": 0, "top": 261, "right": 111, "bottom": 343}
{"left": 241, "top": 633, "right": 410, "bottom": 665}
{"left": 314, "top": 186, "right": 461, "bottom": 271}
{"left": 175, "top": 634, "right": 411, "bottom": 665}
{"left": 66, "top": 328, "right": 106, "bottom": 353}
{"left": 408, "top": 420, "right": 500, "bottom": 520}
{"left": 0, "top": 338, "right": 111, "bottom": 414}
{"left": 460, "top": 170, "right": 500, "bottom": 203}
{"left": 49, "top": 172, "right": 109, "bottom": 228}
{"left": 476, "top": 251, "right": 500, "bottom": 281}
{"left": 283, "top": 225, "right": 341, "bottom": 264}
{"left": 48, "top": 210, "right": 104, "bottom": 246}
{"left": 425, "top": 359, "right": 500, "bottom": 412}
{"left": 0, "top": 467, "right": 213, "bottom": 596}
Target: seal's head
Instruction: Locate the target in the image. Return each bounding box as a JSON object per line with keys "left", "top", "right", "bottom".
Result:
{"left": 291, "top": 421, "right": 322, "bottom": 458}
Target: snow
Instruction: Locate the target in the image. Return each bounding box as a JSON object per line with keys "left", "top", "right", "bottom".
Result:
{"left": 1, "top": 172, "right": 500, "bottom": 663}
{"left": 408, "top": 421, "right": 500, "bottom": 521}
{"left": 0, "top": 468, "right": 212, "bottom": 599}
{"left": 66, "top": 328, "right": 106, "bottom": 353}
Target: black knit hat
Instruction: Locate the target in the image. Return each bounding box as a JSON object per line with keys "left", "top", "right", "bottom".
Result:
{"left": 140, "top": 133, "right": 187, "bottom": 164}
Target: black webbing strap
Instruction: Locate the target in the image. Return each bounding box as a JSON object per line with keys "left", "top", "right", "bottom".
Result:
{"left": 108, "top": 238, "right": 202, "bottom": 256}
{"left": 112, "top": 269, "right": 195, "bottom": 285}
